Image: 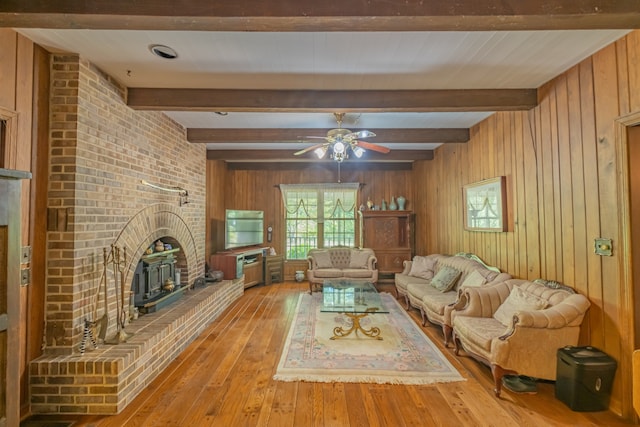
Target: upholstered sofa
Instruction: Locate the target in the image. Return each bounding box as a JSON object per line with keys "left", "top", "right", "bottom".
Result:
{"left": 395, "top": 253, "right": 512, "bottom": 345}
{"left": 307, "top": 247, "right": 378, "bottom": 293}
{"left": 451, "top": 278, "right": 591, "bottom": 396}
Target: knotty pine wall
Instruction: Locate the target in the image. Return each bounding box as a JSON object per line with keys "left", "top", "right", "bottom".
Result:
{"left": 205, "top": 163, "right": 414, "bottom": 279}
{"left": 415, "top": 31, "right": 640, "bottom": 418}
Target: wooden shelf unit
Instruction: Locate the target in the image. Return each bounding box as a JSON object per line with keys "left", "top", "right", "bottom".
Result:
{"left": 359, "top": 210, "right": 414, "bottom": 276}
{"left": 210, "top": 246, "right": 268, "bottom": 289}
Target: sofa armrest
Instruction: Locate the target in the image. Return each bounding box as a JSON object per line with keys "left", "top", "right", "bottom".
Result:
{"left": 367, "top": 255, "right": 378, "bottom": 270}
{"left": 307, "top": 256, "right": 316, "bottom": 270}
{"left": 401, "top": 260, "right": 412, "bottom": 275}
{"left": 511, "top": 294, "right": 591, "bottom": 329}
{"left": 454, "top": 281, "right": 512, "bottom": 319}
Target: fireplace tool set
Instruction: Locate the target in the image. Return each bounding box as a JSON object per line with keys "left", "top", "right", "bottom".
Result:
{"left": 104, "top": 244, "right": 133, "bottom": 344}
{"left": 85, "top": 244, "right": 133, "bottom": 350}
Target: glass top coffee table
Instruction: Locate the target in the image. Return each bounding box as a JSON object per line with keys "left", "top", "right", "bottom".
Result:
{"left": 320, "top": 280, "right": 389, "bottom": 340}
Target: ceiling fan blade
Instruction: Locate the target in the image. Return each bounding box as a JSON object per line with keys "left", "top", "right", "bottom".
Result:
{"left": 350, "top": 130, "right": 376, "bottom": 139}
{"left": 355, "top": 140, "right": 391, "bottom": 154}
{"left": 294, "top": 142, "right": 328, "bottom": 156}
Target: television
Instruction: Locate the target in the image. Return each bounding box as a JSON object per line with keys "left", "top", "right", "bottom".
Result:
{"left": 225, "top": 209, "right": 264, "bottom": 250}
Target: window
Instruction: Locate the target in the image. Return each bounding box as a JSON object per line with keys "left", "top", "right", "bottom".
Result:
{"left": 280, "top": 183, "right": 359, "bottom": 260}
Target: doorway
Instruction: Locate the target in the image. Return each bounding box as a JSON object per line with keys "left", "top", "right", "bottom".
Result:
{"left": 0, "top": 170, "right": 30, "bottom": 427}
{"left": 616, "top": 112, "right": 640, "bottom": 420}
{"left": 630, "top": 124, "right": 640, "bottom": 348}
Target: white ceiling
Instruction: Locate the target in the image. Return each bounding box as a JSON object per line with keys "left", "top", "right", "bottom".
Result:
{"left": 16, "top": 28, "right": 630, "bottom": 155}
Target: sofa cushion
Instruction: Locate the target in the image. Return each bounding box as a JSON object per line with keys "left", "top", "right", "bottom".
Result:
{"left": 408, "top": 256, "right": 436, "bottom": 280}
{"left": 312, "top": 268, "right": 343, "bottom": 279}
{"left": 431, "top": 266, "right": 461, "bottom": 292}
{"left": 349, "top": 250, "right": 370, "bottom": 269}
{"left": 493, "top": 286, "right": 549, "bottom": 327}
{"left": 421, "top": 290, "right": 458, "bottom": 316}
{"left": 406, "top": 283, "right": 434, "bottom": 301}
{"left": 453, "top": 316, "right": 508, "bottom": 352}
{"left": 343, "top": 268, "right": 375, "bottom": 279}
{"left": 461, "top": 269, "right": 487, "bottom": 288}
{"left": 314, "top": 251, "right": 333, "bottom": 268}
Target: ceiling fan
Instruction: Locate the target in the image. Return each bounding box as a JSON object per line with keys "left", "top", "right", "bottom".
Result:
{"left": 294, "top": 113, "right": 391, "bottom": 162}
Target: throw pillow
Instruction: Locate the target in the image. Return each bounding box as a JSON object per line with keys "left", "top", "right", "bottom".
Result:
{"left": 349, "top": 250, "right": 371, "bottom": 269}
{"left": 313, "top": 251, "right": 333, "bottom": 268}
{"left": 493, "top": 286, "right": 549, "bottom": 327}
{"left": 430, "top": 266, "right": 461, "bottom": 292}
{"left": 409, "top": 256, "right": 436, "bottom": 280}
{"left": 461, "top": 269, "right": 487, "bottom": 288}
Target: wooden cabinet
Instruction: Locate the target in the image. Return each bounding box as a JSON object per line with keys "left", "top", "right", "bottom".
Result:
{"left": 359, "top": 210, "right": 413, "bottom": 276}
{"left": 264, "top": 254, "right": 284, "bottom": 285}
{"left": 210, "top": 246, "right": 267, "bottom": 289}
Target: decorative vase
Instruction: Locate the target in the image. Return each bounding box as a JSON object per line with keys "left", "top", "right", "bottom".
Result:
{"left": 209, "top": 270, "right": 224, "bottom": 282}
{"left": 163, "top": 277, "right": 175, "bottom": 292}
{"left": 366, "top": 197, "right": 373, "bottom": 210}
{"left": 381, "top": 199, "right": 387, "bottom": 210}
{"left": 295, "top": 271, "right": 305, "bottom": 282}
{"left": 154, "top": 240, "right": 165, "bottom": 252}
{"left": 389, "top": 197, "right": 398, "bottom": 210}
{"left": 397, "top": 196, "right": 406, "bottom": 210}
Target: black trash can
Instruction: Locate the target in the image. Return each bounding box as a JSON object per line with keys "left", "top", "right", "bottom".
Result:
{"left": 555, "top": 346, "right": 617, "bottom": 411}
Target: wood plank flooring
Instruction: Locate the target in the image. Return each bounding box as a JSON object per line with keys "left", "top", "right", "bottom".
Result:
{"left": 23, "top": 282, "right": 634, "bottom": 427}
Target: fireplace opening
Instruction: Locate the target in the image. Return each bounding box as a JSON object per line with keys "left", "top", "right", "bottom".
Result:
{"left": 131, "top": 236, "right": 189, "bottom": 315}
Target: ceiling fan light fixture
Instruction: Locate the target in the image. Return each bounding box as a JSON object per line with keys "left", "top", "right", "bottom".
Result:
{"left": 333, "top": 141, "right": 346, "bottom": 154}
{"left": 314, "top": 146, "right": 328, "bottom": 159}
{"left": 332, "top": 152, "right": 346, "bottom": 162}
{"left": 353, "top": 146, "right": 365, "bottom": 158}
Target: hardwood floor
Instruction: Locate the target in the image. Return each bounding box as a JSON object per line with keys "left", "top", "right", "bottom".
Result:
{"left": 24, "top": 282, "right": 634, "bottom": 427}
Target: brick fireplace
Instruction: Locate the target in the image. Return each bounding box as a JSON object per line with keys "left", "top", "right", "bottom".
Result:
{"left": 28, "top": 55, "right": 241, "bottom": 414}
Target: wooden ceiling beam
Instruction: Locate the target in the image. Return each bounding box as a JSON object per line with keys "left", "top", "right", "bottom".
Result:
{"left": 1, "top": 1, "right": 638, "bottom": 31}
{"left": 188, "top": 128, "right": 469, "bottom": 144}
{"left": 128, "top": 89, "right": 537, "bottom": 112}
{"left": 226, "top": 162, "right": 413, "bottom": 171}
{"left": 206, "top": 149, "right": 433, "bottom": 161}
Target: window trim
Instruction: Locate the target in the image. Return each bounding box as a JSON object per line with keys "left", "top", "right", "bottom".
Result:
{"left": 280, "top": 183, "right": 360, "bottom": 259}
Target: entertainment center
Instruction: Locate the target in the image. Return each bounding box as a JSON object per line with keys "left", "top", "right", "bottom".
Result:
{"left": 210, "top": 209, "right": 270, "bottom": 288}
{"left": 210, "top": 246, "right": 268, "bottom": 288}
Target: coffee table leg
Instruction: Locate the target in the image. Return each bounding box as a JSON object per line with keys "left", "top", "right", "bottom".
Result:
{"left": 331, "top": 312, "right": 382, "bottom": 340}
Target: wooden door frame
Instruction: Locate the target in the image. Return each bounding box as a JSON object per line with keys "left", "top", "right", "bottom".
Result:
{"left": 615, "top": 109, "right": 640, "bottom": 420}
{"left": 0, "top": 107, "right": 18, "bottom": 169}
{"left": 0, "top": 106, "right": 23, "bottom": 427}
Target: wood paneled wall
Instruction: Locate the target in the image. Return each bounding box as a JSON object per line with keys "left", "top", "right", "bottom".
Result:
{"left": 205, "top": 163, "right": 414, "bottom": 278}
{"left": 0, "top": 29, "right": 42, "bottom": 415}
{"left": 414, "top": 31, "right": 640, "bottom": 418}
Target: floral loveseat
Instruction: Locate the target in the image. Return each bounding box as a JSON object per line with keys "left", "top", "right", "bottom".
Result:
{"left": 307, "top": 247, "right": 378, "bottom": 293}
{"left": 451, "top": 278, "right": 591, "bottom": 396}
{"left": 395, "top": 253, "right": 512, "bottom": 345}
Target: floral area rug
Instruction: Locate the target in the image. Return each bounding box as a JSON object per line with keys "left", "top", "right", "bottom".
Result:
{"left": 273, "top": 292, "right": 465, "bottom": 385}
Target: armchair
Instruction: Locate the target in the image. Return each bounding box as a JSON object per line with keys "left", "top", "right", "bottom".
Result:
{"left": 451, "top": 278, "right": 591, "bottom": 396}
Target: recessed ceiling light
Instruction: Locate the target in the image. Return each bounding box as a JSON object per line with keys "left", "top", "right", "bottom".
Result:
{"left": 149, "top": 44, "right": 178, "bottom": 60}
